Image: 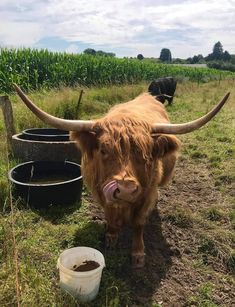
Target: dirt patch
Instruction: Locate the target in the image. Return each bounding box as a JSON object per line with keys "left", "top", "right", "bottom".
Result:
{"left": 87, "top": 158, "right": 234, "bottom": 306}
{"left": 73, "top": 260, "right": 100, "bottom": 272}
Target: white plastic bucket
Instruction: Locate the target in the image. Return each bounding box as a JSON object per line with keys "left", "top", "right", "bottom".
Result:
{"left": 57, "top": 247, "right": 105, "bottom": 302}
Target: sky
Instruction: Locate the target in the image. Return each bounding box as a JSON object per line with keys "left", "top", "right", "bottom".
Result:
{"left": 0, "top": 0, "right": 235, "bottom": 59}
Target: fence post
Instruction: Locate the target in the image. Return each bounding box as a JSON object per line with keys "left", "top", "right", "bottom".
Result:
{"left": 76, "top": 89, "right": 84, "bottom": 119}
{"left": 0, "top": 96, "right": 16, "bottom": 149}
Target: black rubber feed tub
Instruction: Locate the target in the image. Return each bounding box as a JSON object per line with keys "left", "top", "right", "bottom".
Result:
{"left": 9, "top": 161, "right": 83, "bottom": 208}
{"left": 12, "top": 133, "right": 80, "bottom": 163}
{"left": 23, "top": 128, "right": 69, "bottom": 141}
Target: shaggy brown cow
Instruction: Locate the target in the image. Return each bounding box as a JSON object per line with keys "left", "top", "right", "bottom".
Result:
{"left": 14, "top": 84, "right": 229, "bottom": 268}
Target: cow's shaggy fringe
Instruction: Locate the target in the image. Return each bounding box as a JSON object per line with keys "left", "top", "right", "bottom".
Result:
{"left": 95, "top": 117, "right": 154, "bottom": 164}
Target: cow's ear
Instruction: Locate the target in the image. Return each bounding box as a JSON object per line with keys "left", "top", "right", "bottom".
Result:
{"left": 70, "top": 131, "right": 99, "bottom": 158}
{"left": 152, "top": 134, "right": 181, "bottom": 158}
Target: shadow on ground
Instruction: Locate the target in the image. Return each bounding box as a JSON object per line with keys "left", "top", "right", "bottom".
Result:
{"left": 127, "top": 208, "right": 174, "bottom": 305}
{"left": 72, "top": 203, "right": 174, "bottom": 306}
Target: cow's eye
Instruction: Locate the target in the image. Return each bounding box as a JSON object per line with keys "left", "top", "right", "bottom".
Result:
{"left": 101, "top": 149, "right": 108, "bottom": 156}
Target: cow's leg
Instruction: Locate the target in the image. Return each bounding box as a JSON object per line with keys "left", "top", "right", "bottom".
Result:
{"left": 168, "top": 96, "right": 173, "bottom": 105}
{"left": 159, "top": 152, "right": 177, "bottom": 186}
{"left": 131, "top": 225, "right": 145, "bottom": 268}
{"left": 104, "top": 206, "right": 121, "bottom": 248}
{"left": 130, "top": 188, "right": 158, "bottom": 268}
{"left": 105, "top": 225, "right": 119, "bottom": 248}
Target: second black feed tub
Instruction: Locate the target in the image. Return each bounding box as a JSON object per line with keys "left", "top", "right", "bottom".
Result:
{"left": 9, "top": 161, "right": 83, "bottom": 208}
{"left": 12, "top": 133, "right": 80, "bottom": 163}
{"left": 22, "top": 128, "right": 69, "bottom": 141}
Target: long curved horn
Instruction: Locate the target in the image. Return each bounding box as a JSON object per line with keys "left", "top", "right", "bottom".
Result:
{"left": 14, "top": 84, "right": 94, "bottom": 131}
{"left": 152, "top": 92, "right": 230, "bottom": 134}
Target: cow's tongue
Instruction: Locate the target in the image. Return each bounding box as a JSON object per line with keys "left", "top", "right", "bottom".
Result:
{"left": 103, "top": 180, "right": 118, "bottom": 203}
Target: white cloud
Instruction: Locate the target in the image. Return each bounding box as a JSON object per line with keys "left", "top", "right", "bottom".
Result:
{"left": 0, "top": 0, "right": 235, "bottom": 57}
{"left": 0, "top": 21, "right": 43, "bottom": 47}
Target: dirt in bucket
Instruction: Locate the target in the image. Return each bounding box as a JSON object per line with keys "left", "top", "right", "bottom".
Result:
{"left": 73, "top": 260, "right": 100, "bottom": 272}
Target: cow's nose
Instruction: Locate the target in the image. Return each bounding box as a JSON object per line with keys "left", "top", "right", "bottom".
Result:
{"left": 114, "top": 181, "right": 139, "bottom": 198}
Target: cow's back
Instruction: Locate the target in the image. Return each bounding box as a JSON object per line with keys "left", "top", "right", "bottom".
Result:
{"left": 105, "top": 93, "right": 170, "bottom": 124}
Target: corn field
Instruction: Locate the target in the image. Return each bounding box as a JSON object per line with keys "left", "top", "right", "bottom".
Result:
{"left": 0, "top": 48, "right": 235, "bottom": 94}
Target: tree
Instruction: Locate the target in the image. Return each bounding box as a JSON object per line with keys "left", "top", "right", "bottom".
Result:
{"left": 185, "top": 54, "right": 205, "bottom": 64}
{"left": 212, "top": 41, "right": 223, "bottom": 60}
{"left": 159, "top": 48, "right": 172, "bottom": 63}
{"left": 206, "top": 42, "right": 232, "bottom": 62}
{"left": 137, "top": 54, "right": 144, "bottom": 60}
{"left": 223, "top": 50, "right": 231, "bottom": 62}
{"left": 206, "top": 41, "right": 224, "bottom": 61}
{"left": 186, "top": 57, "right": 193, "bottom": 64}
{"left": 106, "top": 52, "right": 116, "bottom": 57}
{"left": 197, "top": 54, "right": 204, "bottom": 63}
{"left": 83, "top": 48, "right": 96, "bottom": 55}
{"left": 96, "top": 50, "right": 105, "bottom": 56}
{"left": 84, "top": 49, "right": 115, "bottom": 57}
{"left": 96, "top": 50, "right": 115, "bottom": 57}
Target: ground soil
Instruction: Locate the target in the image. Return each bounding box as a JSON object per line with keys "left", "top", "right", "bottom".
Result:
{"left": 73, "top": 260, "right": 100, "bottom": 272}
{"left": 86, "top": 158, "right": 234, "bottom": 306}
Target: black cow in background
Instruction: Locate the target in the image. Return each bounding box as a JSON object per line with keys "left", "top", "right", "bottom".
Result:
{"left": 148, "top": 77, "right": 177, "bottom": 105}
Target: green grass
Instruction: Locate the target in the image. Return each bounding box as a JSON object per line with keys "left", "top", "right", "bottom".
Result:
{"left": 162, "top": 206, "right": 194, "bottom": 228}
{"left": 0, "top": 79, "right": 234, "bottom": 306}
{"left": 186, "top": 282, "right": 220, "bottom": 307}
{"left": 204, "top": 207, "right": 225, "bottom": 222}
{"left": 169, "top": 79, "right": 235, "bottom": 185}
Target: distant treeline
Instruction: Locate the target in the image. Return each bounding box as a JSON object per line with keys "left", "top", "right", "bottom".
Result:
{"left": 0, "top": 48, "right": 235, "bottom": 94}
{"left": 83, "top": 48, "right": 116, "bottom": 57}
{"left": 137, "top": 42, "right": 235, "bottom": 73}
{"left": 207, "top": 61, "right": 235, "bottom": 72}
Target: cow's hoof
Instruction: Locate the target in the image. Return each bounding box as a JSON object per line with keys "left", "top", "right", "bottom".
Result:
{"left": 105, "top": 233, "right": 118, "bottom": 249}
{"left": 131, "top": 253, "right": 145, "bottom": 269}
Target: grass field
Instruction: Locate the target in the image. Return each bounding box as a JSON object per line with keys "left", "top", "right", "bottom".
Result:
{"left": 0, "top": 79, "right": 234, "bottom": 306}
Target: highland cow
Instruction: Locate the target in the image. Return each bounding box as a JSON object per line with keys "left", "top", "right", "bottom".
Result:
{"left": 14, "top": 84, "right": 229, "bottom": 268}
